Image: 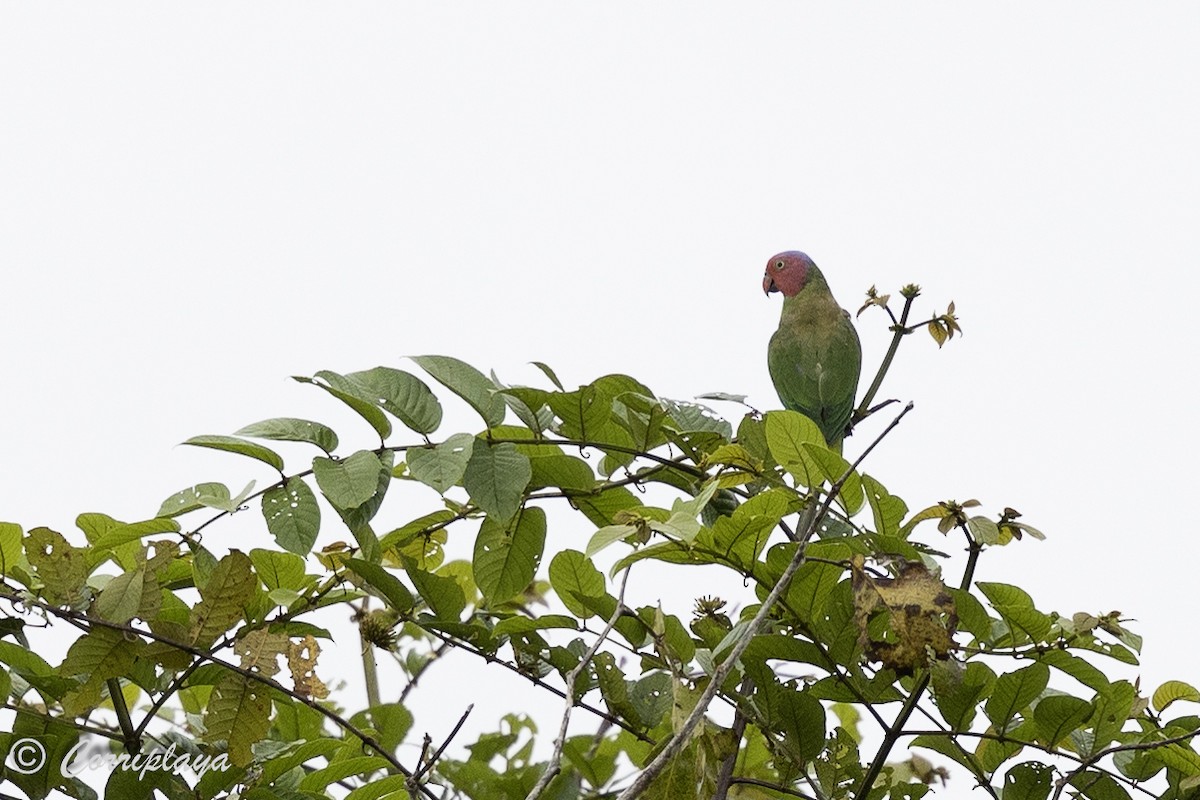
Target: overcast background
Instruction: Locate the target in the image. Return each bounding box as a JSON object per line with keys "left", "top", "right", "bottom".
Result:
{"left": 2, "top": 2, "right": 1199, "bottom": 789}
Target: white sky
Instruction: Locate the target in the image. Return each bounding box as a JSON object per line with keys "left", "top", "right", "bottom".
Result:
{"left": 3, "top": 2, "right": 1199, "bottom": 787}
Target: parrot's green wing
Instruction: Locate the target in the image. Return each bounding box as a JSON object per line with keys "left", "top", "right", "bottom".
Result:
{"left": 768, "top": 305, "right": 862, "bottom": 452}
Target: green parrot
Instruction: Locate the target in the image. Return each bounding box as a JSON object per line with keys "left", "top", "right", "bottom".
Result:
{"left": 764, "top": 251, "right": 862, "bottom": 453}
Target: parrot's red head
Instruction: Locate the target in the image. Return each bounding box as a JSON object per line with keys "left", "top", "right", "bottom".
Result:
{"left": 763, "top": 251, "right": 814, "bottom": 297}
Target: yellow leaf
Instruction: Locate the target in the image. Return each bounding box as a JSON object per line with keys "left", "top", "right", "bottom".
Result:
{"left": 851, "top": 555, "right": 956, "bottom": 674}
{"left": 288, "top": 635, "right": 329, "bottom": 700}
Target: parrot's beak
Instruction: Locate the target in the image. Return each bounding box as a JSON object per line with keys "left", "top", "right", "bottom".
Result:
{"left": 763, "top": 273, "right": 778, "bottom": 295}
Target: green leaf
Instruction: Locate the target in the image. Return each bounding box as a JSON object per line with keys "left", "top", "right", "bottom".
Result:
{"left": 912, "top": 734, "right": 985, "bottom": 776}
{"left": 742, "top": 634, "right": 830, "bottom": 672}
{"left": 0, "top": 640, "right": 53, "bottom": 679}
{"left": 528, "top": 454, "right": 596, "bottom": 492}
{"left": 344, "top": 776, "right": 411, "bottom": 800}
{"left": 1038, "top": 650, "right": 1111, "bottom": 695}
{"left": 1089, "top": 680, "right": 1136, "bottom": 752}
{"left": 261, "top": 476, "right": 321, "bottom": 556}
{"left": 498, "top": 387, "right": 554, "bottom": 433}
{"left": 473, "top": 508, "right": 546, "bottom": 606}
{"left": 707, "top": 491, "right": 788, "bottom": 569}
{"left": 863, "top": 474, "right": 907, "bottom": 537}
{"left": 802, "top": 444, "right": 864, "bottom": 515}
{"left": 344, "top": 558, "right": 415, "bottom": 614}
{"left": 0, "top": 522, "right": 23, "bottom": 576}
{"left": 977, "top": 582, "right": 1053, "bottom": 643}
{"left": 1033, "top": 694, "right": 1092, "bottom": 747}
{"left": 493, "top": 615, "right": 579, "bottom": 636}
{"left": 410, "top": 355, "right": 506, "bottom": 427}
{"left": 27, "top": 527, "right": 89, "bottom": 607}
{"left": 1153, "top": 742, "right": 1200, "bottom": 779}
{"left": 548, "top": 550, "right": 606, "bottom": 619}
{"left": 753, "top": 680, "right": 827, "bottom": 764}
{"left": 967, "top": 515, "right": 1001, "bottom": 545}
{"left": 156, "top": 482, "right": 234, "bottom": 517}
{"left": 571, "top": 485, "right": 642, "bottom": 527}
{"left": 92, "top": 517, "right": 180, "bottom": 551}
{"left": 786, "top": 559, "right": 846, "bottom": 624}
{"left": 94, "top": 566, "right": 150, "bottom": 624}
{"left": 1002, "top": 761, "right": 1053, "bottom": 800}
{"left": 407, "top": 433, "right": 474, "bottom": 494}
{"left": 313, "top": 450, "right": 385, "bottom": 510}
{"left": 946, "top": 587, "right": 993, "bottom": 642}
{"left": 985, "top": 662, "right": 1050, "bottom": 731}
{"left": 249, "top": 549, "right": 308, "bottom": 593}
{"left": 585, "top": 524, "right": 639, "bottom": 557}
{"left": 1152, "top": 679, "right": 1200, "bottom": 713}
{"left": 462, "top": 441, "right": 531, "bottom": 525}
{"left": 1066, "top": 770, "right": 1132, "bottom": 800}
{"left": 660, "top": 397, "right": 732, "bottom": 438}
{"left": 764, "top": 410, "right": 825, "bottom": 486}
{"left": 344, "top": 366, "right": 443, "bottom": 435}
{"left": 235, "top": 417, "right": 339, "bottom": 454}
{"left": 205, "top": 672, "right": 271, "bottom": 766}
{"left": 294, "top": 372, "right": 391, "bottom": 440}
{"left": 59, "top": 627, "right": 141, "bottom": 715}
{"left": 406, "top": 564, "right": 466, "bottom": 621}
{"left": 976, "top": 719, "right": 1029, "bottom": 772}
{"left": 299, "top": 756, "right": 392, "bottom": 791}
{"left": 930, "top": 660, "right": 995, "bottom": 730}
{"left": 335, "top": 451, "right": 393, "bottom": 555}
{"left": 256, "top": 738, "right": 345, "bottom": 785}
{"left": 595, "top": 654, "right": 671, "bottom": 728}
{"left": 182, "top": 435, "right": 285, "bottom": 472}
{"left": 531, "top": 360, "right": 564, "bottom": 390}
{"left": 188, "top": 551, "right": 257, "bottom": 647}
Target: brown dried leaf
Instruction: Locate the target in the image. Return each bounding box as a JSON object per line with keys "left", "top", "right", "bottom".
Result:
{"left": 288, "top": 634, "right": 329, "bottom": 699}
{"left": 851, "top": 555, "right": 956, "bottom": 674}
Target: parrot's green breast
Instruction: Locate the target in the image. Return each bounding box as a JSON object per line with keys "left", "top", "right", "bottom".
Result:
{"left": 768, "top": 291, "right": 862, "bottom": 452}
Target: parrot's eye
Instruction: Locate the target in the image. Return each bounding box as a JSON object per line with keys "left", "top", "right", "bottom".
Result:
{"left": 775, "top": 261, "right": 785, "bottom": 270}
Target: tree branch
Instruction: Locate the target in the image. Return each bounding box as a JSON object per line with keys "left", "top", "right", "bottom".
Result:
{"left": 0, "top": 589, "right": 437, "bottom": 800}
{"left": 526, "top": 568, "right": 632, "bottom": 800}
{"left": 617, "top": 403, "right": 913, "bottom": 799}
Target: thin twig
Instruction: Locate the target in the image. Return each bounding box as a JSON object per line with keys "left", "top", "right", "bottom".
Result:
{"left": 526, "top": 569, "right": 633, "bottom": 800}
{"left": 411, "top": 704, "right": 475, "bottom": 785}
{"left": 421, "top": 627, "right": 654, "bottom": 744}
{"left": 399, "top": 640, "right": 450, "bottom": 703}
{"left": 729, "top": 776, "right": 819, "bottom": 799}
{"left": 853, "top": 293, "right": 917, "bottom": 425}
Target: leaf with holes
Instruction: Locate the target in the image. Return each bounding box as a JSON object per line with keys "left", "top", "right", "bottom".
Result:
{"left": 205, "top": 672, "right": 271, "bottom": 766}
{"left": 473, "top": 508, "right": 546, "bottom": 606}
{"left": 261, "top": 477, "right": 321, "bottom": 556}
{"left": 407, "top": 433, "right": 474, "bottom": 494}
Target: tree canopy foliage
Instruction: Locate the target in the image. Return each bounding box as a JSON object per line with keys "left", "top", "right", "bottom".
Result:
{"left": 1, "top": 285, "right": 1197, "bottom": 800}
